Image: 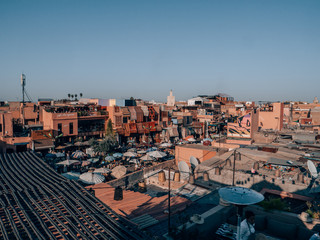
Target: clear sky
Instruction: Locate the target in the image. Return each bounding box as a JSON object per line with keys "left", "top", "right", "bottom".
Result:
{"left": 1, "top": 0, "right": 319, "bottom": 102}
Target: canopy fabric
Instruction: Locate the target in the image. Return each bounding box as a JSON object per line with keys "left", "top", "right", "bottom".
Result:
{"left": 137, "top": 150, "right": 147, "bottom": 154}
{"left": 61, "top": 172, "right": 80, "bottom": 180}
{"left": 203, "top": 138, "right": 213, "bottom": 142}
{"left": 147, "top": 151, "right": 167, "bottom": 158}
{"left": 140, "top": 155, "right": 154, "bottom": 161}
{"left": 113, "top": 153, "right": 123, "bottom": 158}
{"left": 79, "top": 172, "right": 105, "bottom": 185}
{"left": 55, "top": 152, "right": 65, "bottom": 158}
{"left": 124, "top": 152, "right": 137, "bottom": 157}
{"left": 127, "top": 148, "right": 137, "bottom": 152}
{"left": 105, "top": 156, "right": 115, "bottom": 161}
{"left": 111, "top": 166, "right": 127, "bottom": 179}
{"left": 81, "top": 161, "right": 91, "bottom": 167}
{"left": 57, "top": 159, "right": 80, "bottom": 166}
{"left": 94, "top": 167, "right": 112, "bottom": 174}
{"left": 129, "top": 159, "right": 139, "bottom": 164}
{"left": 187, "top": 138, "right": 196, "bottom": 142}
{"left": 71, "top": 150, "right": 86, "bottom": 159}
{"left": 87, "top": 158, "right": 100, "bottom": 163}
{"left": 160, "top": 143, "right": 172, "bottom": 148}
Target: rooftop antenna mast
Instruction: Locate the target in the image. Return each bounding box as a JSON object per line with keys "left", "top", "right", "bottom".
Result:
{"left": 21, "top": 74, "right": 26, "bottom": 105}
{"left": 21, "top": 74, "right": 26, "bottom": 125}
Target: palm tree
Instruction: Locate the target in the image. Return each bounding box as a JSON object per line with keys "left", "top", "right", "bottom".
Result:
{"left": 71, "top": 94, "right": 74, "bottom": 100}
{"left": 68, "top": 94, "right": 71, "bottom": 99}
{"left": 80, "top": 93, "right": 83, "bottom": 98}
{"left": 75, "top": 94, "right": 78, "bottom": 100}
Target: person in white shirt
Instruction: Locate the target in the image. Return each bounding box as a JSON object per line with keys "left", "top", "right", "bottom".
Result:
{"left": 310, "top": 232, "right": 320, "bottom": 240}
{"left": 240, "top": 211, "right": 255, "bottom": 240}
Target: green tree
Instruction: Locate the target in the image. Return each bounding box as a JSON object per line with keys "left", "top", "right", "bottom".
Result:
{"left": 97, "top": 135, "right": 117, "bottom": 153}
{"left": 106, "top": 119, "right": 114, "bottom": 137}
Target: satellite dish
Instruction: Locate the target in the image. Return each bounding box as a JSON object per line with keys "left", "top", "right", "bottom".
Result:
{"left": 307, "top": 160, "right": 318, "bottom": 178}
{"left": 178, "top": 161, "right": 190, "bottom": 180}
{"left": 189, "top": 156, "right": 199, "bottom": 172}
{"left": 218, "top": 186, "right": 264, "bottom": 206}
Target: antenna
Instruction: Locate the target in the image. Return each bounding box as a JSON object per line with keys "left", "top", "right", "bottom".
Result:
{"left": 307, "top": 160, "right": 318, "bottom": 179}
{"left": 189, "top": 156, "right": 199, "bottom": 173}
{"left": 21, "top": 74, "right": 26, "bottom": 104}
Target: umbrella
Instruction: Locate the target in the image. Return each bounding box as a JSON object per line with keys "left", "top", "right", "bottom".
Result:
{"left": 129, "top": 159, "right": 139, "bottom": 164}
{"left": 203, "top": 138, "right": 213, "bottom": 142}
{"left": 94, "top": 167, "right": 112, "bottom": 174}
{"left": 111, "top": 166, "right": 127, "bottom": 179}
{"left": 123, "top": 152, "right": 137, "bottom": 157}
{"left": 127, "top": 148, "right": 137, "bottom": 152}
{"left": 148, "top": 151, "right": 167, "bottom": 158}
{"left": 187, "top": 138, "right": 196, "bottom": 142}
{"left": 87, "top": 158, "right": 100, "bottom": 163}
{"left": 113, "top": 153, "right": 123, "bottom": 158}
{"left": 61, "top": 172, "right": 80, "bottom": 180}
{"left": 79, "top": 172, "right": 105, "bottom": 185}
{"left": 71, "top": 150, "right": 86, "bottom": 159}
{"left": 55, "top": 152, "right": 65, "bottom": 158}
{"left": 137, "top": 150, "right": 147, "bottom": 154}
{"left": 105, "top": 156, "right": 115, "bottom": 161}
{"left": 140, "top": 154, "right": 155, "bottom": 161}
{"left": 160, "top": 143, "right": 172, "bottom": 148}
{"left": 81, "top": 161, "right": 91, "bottom": 167}
{"left": 57, "top": 159, "right": 80, "bottom": 166}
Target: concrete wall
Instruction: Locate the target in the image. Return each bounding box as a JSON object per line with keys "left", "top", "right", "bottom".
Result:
{"left": 259, "top": 102, "right": 284, "bottom": 131}
{"left": 196, "top": 167, "right": 311, "bottom": 194}
{"left": 175, "top": 145, "right": 217, "bottom": 168}
{"left": 42, "top": 110, "right": 78, "bottom": 136}
{"left": 0, "top": 112, "right": 13, "bottom": 137}
{"left": 108, "top": 159, "right": 176, "bottom": 188}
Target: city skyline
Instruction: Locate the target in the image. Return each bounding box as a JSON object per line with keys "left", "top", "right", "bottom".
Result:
{"left": 1, "top": 0, "right": 320, "bottom": 102}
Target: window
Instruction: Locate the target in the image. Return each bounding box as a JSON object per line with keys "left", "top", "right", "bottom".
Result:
{"left": 115, "top": 116, "right": 122, "bottom": 126}
{"left": 58, "top": 123, "right": 62, "bottom": 133}
{"left": 0, "top": 124, "right": 2, "bottom": 132}
{"left": 69, "top": 122, "right": 73, "bottom": 134}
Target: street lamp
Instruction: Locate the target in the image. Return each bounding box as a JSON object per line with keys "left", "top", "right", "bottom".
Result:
{"left": 232, "top": 150, "right": 241, "bottom": 186}
{"left": 162, "top": 166, "right": 176, "bottom": 236}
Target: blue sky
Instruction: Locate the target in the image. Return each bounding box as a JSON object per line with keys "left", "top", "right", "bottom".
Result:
{"left": 1, "top": 0, "right": 320, "bottom": 102}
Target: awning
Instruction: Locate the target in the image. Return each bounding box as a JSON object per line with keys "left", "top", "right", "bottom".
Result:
{"left": 34, "top": 139, "right": 54, "bottom": 150}
{"left": 14, "top": 142, "right": 29, "bottom": 146}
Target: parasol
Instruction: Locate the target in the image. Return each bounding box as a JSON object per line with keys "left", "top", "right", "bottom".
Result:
{"left": 148, "top": 151, "right": 167, "bottom": 158}
{"left": 79, "top": 172, "right": 105, "bottom": 185}
{"left": 111, "top": 166, "right": 127, "bottom": 179}
{"left": 105, "top": 156, "right": 116, "bottom": 162}
{"left": 140, "top": 154, "right": 155, "bottom": 161}
{"left": 57, "top": 159, "right": 80, "bottom": 166}
{"left": 94, "top": 167, "right": 112, "bottom": 174}
{"left": 123, "top": 152, "right": 137, "bottom": 158}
